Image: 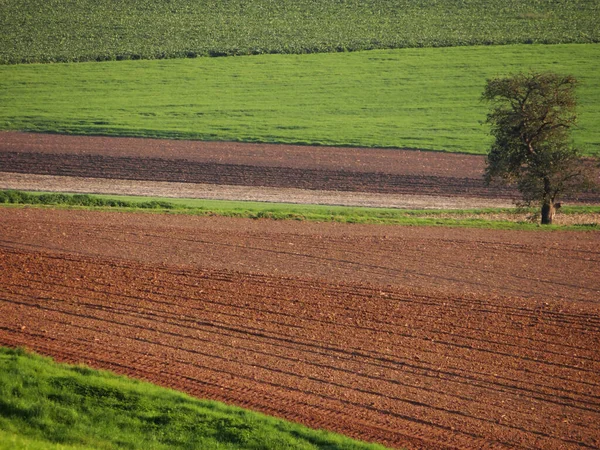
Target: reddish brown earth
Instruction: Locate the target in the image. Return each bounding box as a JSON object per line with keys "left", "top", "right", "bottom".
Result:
{"left": 2, "top": 132, "right": 598, "bottom": 203}
{"left": 0, "top": 131, "right": 490, "bottom": 174}
{"left": 0, "top": 131, "right": 519, "bottom": 199}
{"left": 1, "top": 208, "right": 599, "bottom": 449}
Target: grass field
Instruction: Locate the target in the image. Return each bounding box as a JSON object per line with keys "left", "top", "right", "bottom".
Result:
{"left": 2, "top": 190, "right": 598, "bottom": 231}
{"left": 1, "top": 44, "right": 599, "bottom": 155}
{"left": 1, "top": 0, "right": 597, "bottom": 64}
{"left": 0, "top": 347, "right": 387, "bottom": 449}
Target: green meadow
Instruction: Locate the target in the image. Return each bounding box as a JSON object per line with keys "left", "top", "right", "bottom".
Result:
{"left": 0, "top": 347, "right": 388, "bottom": 450}
{"left": 1, "top": 0, "right": 597, "bottom": 64}
{"left": 1, "top": 44, "right": 599, "bottom": 155}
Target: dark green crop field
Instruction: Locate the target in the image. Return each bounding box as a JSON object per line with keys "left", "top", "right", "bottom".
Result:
{"left": 1, "top": 0, "right": 598, "bottom": 64}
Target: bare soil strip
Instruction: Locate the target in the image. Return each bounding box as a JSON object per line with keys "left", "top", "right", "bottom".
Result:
{"left": 0, "top": 172, "right": 514, "bottom": 210}
{"left": 0, "top": 150, "right": 521, "bottom": 199}
{"left": 0, "top": 131, "right": 488, "bottom": 176}
{"left": 2, "top": 209, "right": 600, "bottom": 304}
{"left": 2, "top": 132, "right": 598, "bottom": 204}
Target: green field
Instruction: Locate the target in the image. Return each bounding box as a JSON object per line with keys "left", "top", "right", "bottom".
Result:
{"left": 2, "top": 190, "right": 598, "bottom": 231}
{"left": 0, "top": 347, "right": 388, "bottom": 449}
{"left": 1, "top": 0, "right": 598, "bottom": 64}
{"left": 1, "top": 44, "right": 599, "bottom": 155}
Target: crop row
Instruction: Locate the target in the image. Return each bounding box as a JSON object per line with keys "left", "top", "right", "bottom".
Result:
{"left": 1, "top": 0, "right": 599, "bottom": 64}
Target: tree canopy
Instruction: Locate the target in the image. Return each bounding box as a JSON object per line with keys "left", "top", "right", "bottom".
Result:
{"left": 482, "top": 72, "right": 593, "bottom": 224}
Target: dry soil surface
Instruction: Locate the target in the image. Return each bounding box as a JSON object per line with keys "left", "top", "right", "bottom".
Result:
{"left": 0, "top": 171, "right": 514, "bottom": 210}
{"left": 1, "top": 208, "right": 599, "bottom": 449}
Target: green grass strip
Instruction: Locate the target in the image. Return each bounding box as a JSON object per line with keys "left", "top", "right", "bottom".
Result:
{"left": 2, "top": 190, "right": 598, "bottom": 231}
{"left": 0, "top": 0, "right": 598, "bottom": 64}
{"left": 1, "top": 44, "right": 599, "bottom": 155}
{"left": 0, "top": 347, "right": 389, "bottom": 449}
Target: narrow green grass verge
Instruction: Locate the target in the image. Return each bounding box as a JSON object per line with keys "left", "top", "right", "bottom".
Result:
{"left": 1, "top": 190, "right": 598, "bottom": 231}
{"left": 1, "top": 44, "right": 599, "bottom": 155}
{"left": 0, "top": 347, "right": 389, "bottom": 450}
{"left": 1, "top": 0, "right": 597, "bottom": 64}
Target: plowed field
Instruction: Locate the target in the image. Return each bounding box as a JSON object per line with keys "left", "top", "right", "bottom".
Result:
{"left": 1, "top": 208, "right": 599, "bottom": 449}
{"left": 2, "top": 132, "right": 599, "bottom": 206}
{"left": 0, "top": 131, "right": 519, "bottom": 201}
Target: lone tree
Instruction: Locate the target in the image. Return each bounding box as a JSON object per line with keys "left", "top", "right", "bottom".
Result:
{"left": 482, "top": 72, "right": 592, "bottom": 224}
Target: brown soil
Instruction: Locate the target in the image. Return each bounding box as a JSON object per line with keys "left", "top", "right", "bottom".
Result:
{"left": 0, "top": 148, "right": 519, "bottom": 199}
{"left": 2, "top": 132, "right": 598, "bottom": 203}
{"left": 0, "top": 131, "right": 488, "bottom": 176}
{"left": 1, "top": 208, "right": 599, "bottom": 449}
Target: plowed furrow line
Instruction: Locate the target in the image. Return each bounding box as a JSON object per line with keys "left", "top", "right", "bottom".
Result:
{"left": 95, "top": 230, "right": 599, "bottom": 304}
{"left": 4, "top": 320, "right": 596, "bottom": 450}
{"left": 2, "top": 292, "right": 596, "bottom": 450}
{"left": 4, "top": 279, "right": 598, "bottom": 396}
{"left": 3, "top": 287, "right": 599, "bottom": 421}
{"left": 137, "top": 280, "right": 599, "bottom": 357}
{"left": 246, "top": 233, "right": 600, "bottom": 278}
{"left": 5, "top": 242, "right": 600, "bottom": 326}
{"left": 0, "top": 323, "right": 500, "bottom": 450}
{"left": 237, "top": 234, "right": 600, "bottom": 295}
{"left": 2, "top": 243, "right": 600, "bottom": 449}
{"left": 13, "top": 269, "right": 599, "bottom": 365}
{"left": 11, "top": 292, "right": 599, "bottom": 428}
{"left": 121, "top": 230, "right": 600, "bottom": 304}
{"left": 2, "top": 253, "right": 596, "bottom": 386}
{"left": 5, "top": 255, "right": 600, "bottom": 396}
{"left": 5, "top": 291, "right": 599, "bottom": 425}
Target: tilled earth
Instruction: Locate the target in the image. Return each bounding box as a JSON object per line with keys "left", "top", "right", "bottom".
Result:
{"left": 2, "top": 131, "right": 597, "bottom": 204}
{"left": 1, "top": 208, "right": 599, "bottom": 449}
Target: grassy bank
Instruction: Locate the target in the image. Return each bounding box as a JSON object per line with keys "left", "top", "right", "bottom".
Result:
{"left": 0, "top": 347, "right": 387, "bottom": 449}
{"left": 1, "top": 0, "right": 597, "bottom": 64}
{"left": 1, "top": 44, "right": 599, "bottom": 155}
{"left": 1, "top": 190, "right": 598, "bottom": 231}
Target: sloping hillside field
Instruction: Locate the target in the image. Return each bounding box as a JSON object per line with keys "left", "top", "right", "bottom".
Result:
{"left": 1, "top": 208, "right": 599, "bottom": 449}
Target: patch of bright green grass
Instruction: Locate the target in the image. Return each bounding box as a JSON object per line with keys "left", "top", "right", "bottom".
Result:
{"left": 0, "top": 0, "right": 597, "bottom": 64}
{"left": 0, "top": 347, "right": 389, "bottom": 450}
{"left": 0, "top": 429, "right": 88, "bottom": 450}
{"left": 1, "top": 44, "right": 599, "bottom": 155}
{"left": 2, "top": 190, "right": 597, "bottom": 231}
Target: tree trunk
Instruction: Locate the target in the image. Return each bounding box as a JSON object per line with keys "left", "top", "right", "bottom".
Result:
{"left": 541, "top": 202, "right": 555, "bottom": 225}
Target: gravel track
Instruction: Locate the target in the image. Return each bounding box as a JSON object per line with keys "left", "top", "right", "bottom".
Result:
{"left": 1, "top": 209, "right": 599, "bottom": 449}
